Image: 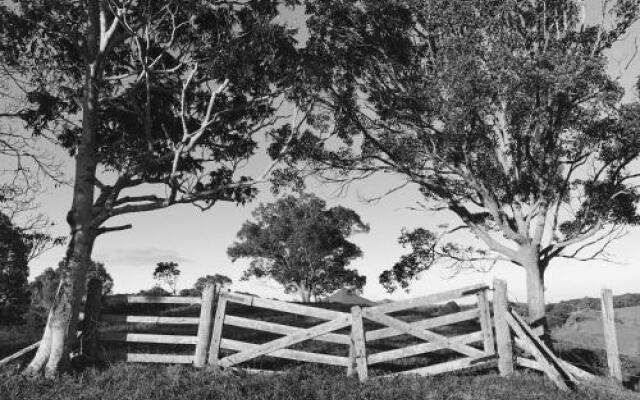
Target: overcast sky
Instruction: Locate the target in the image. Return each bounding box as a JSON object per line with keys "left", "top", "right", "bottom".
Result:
{"left": 25, "top": 1, "right": 640, "bottom": 303}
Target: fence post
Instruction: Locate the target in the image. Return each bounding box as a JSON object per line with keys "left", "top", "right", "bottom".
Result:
{"left": 350, "top": 306, "right": 368, "bottom": 381}
{"left": 347, "top": 341, "right": 355, "bottom": 377}
{"left": 493, "top": 279, "right": 514, "bottom": 376}
{"left": 477, "top": 288, "right": 495, "bottom": 355}
{"left": 601, "top": 288, "right": 622, "bottom": 382}
{"left": 84, "top": 278, "right": 103, "bottom": 360}
{"left": 207, "top": 292, "right": 228, "bottom": 367}
{"left": 194, "top": 284, "right": 216, "bottom": 367}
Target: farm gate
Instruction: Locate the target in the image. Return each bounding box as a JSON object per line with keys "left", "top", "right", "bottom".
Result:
{"left": 208, "top": 283, "right": 500, "bottom": 381}
{"left": 0, "top": 278, "right": 594, "bottom": 390}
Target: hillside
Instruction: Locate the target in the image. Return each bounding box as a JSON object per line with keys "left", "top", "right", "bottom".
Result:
{"left": 511, "top": 293, "right": 640, "bottom": 329}
{"left": 553, "top": 306, "right": 640, "bottom": 357}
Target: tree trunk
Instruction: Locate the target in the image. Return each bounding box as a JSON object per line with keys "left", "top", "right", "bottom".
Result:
{"left": 522, "top": 249, "right": 548, "bottom": 339}
{"left": 25, "top": 0, "right": 102, "bottom": 377}
{"left": 24, "top": 230, "right": 96, "bottom": 377}
{"left": 298, "top": 285, "right": 311, "bottom": 303}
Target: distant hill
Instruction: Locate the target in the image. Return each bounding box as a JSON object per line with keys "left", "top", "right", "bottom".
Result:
{"left": 553, "top": 305, "right": 640, "bottom": 359}
{"left": 322, "top": 289, "right": 376, "bottom": 306}
{"left": 512, "top": 292, "right": 640, "bottom": 329}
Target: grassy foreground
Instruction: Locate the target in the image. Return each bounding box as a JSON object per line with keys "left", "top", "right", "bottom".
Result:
{"left": 1, "top": 364, "right": 638, "bottom": 400}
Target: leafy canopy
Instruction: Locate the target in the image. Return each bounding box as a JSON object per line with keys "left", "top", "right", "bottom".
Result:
{"left": 0, "top": 0, "right": 302, "bottom": 233}
{"left": 228, "top": 193, "right": 369, "bottom": 299}
{"left": 30, "top": 260, "right": 114, "bottom": 309}
{"left": 153, "top": 261, "right": 180, "bottom": 295}
{"left": 297, "top": 0, "right": 640, "bottom": 291}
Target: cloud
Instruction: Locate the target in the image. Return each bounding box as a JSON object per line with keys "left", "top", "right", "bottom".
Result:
{"left": 93, "top": 247, "right": 192, "bottom": 267}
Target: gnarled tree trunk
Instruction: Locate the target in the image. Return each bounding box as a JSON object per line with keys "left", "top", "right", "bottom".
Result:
{"left": 25, "top": 0, "right": 102, "bottom": 377}
{"left": 24, "top": 230, "right": 96, "bottom": 377}
{"left": 519, "top": 246, "right": 548, "bottom": 339}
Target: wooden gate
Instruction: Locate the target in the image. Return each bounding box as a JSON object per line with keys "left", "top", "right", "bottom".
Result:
{"left": 359, "top": 283, "right": 496, "bottom": 380}
{"left": 207, "top": 284, "right": 496, "bottom": 380}
{"left": 208, "top": 291, "right": 353, "bottom": 373}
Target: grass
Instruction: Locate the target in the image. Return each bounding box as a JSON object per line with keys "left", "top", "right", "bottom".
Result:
{"left": 1, "top": 363, "right": 639, "bottom": 400}
{"left": 0, "top": 324, "right": 43, "bottom": 361}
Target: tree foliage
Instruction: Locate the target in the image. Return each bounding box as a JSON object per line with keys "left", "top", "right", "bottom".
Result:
{"left": 179, "top": 274, "right": 232, "bottom": 296}
{"left": 1, "top": 0, "right": 302, "bottom": 236}
{"left": 30, "top": 260, "right": 113, "bottom": 310}
{"left": 139, "top": 285, "right": 172, "bottom": 297}
{"left": 196, "top": 274, "right": 232, "bottom": 293}
{"left": 296, "top": 0, "right": 640, "bottom": 318}
{"left": 153, "top": 261, "right": 180, "bottom": 295}
{"left": 0, "top": 212, "right": 31, "bottom": 322}
{"left": 228, "top": 193, "right": 369, "bottom": 301}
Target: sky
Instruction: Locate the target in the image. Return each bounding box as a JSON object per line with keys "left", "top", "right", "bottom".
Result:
{"left": 18, "top": 1, "right": 640, "bottom": 304}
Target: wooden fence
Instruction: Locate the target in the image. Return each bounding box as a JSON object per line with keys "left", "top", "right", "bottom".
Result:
{"left": 1, "top": 278, "right": 605, "bottom": 392}
{"left": 90, "top": 284, "right": 216, "bottom": 366}
{"left": 79, "top": 279, "right": 594, "bottom": 389}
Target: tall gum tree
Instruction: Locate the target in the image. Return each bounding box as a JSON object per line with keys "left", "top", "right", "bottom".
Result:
{"left": 297, "top": 0, "right": 640, "bottom": 334}
{"left": 0, "top": 0, "right": 301, "bottom": 376}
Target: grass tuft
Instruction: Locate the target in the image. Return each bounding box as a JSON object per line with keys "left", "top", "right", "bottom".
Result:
{"left": 1, "top": 363, "right": 638, "bottom": 400}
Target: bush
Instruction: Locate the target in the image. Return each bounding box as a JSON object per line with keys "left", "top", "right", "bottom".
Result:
{"left": 0, "top": 364, "right": 636, "bottom": 400}
{"left": 138, "top": 286, "right": 172, "bottom": 297}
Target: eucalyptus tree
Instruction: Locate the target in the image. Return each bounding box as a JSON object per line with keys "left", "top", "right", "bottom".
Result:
{"left": 228, "top": 193, "right": 368, "bottom": 302}
{"left": 153, "top": 261, "right": 180, "bottom": 295}
{"left": 0, "top": 0, "right": 300, "bottom": 375}
{"left": 298, "top": 0, "right": 640, "bottom": 333}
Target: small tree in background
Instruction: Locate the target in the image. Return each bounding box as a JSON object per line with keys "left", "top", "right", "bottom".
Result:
{"left": 153, "top": 262, "right": 181, "bottom": 295}
{"left": 228, "top": 193, "right": 369, "bottom": 302}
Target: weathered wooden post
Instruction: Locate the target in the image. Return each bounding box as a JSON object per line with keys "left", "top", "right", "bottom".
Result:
{"left": 493, "top": 279, "right": 514, "bottom": 376}
{"left": 84, "top": 278, "right": 103, "bottom": 360}
{"left": 477, "top": 288, "right": 495, "bottom": 355}
{"left": 194, "top": 284, "right": 216, "bottom": 367}
{"left": 207, "top": 292, "right": 228, "bottom": 367}
{"left": 347, "top": 340, "right": 355, "bottom": 377}
{"left": 350, "top": 306, "right": 368, "bottom": 381}
{"left": 601, "top": 288, "right": 622, "bottom": 382}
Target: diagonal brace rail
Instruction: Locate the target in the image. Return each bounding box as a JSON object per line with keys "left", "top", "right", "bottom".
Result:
{"left": 218, "top": 315, "right": 352, "bottom": 368}
{"left": 363, "top": 309, "right": 485, "bottom": 358}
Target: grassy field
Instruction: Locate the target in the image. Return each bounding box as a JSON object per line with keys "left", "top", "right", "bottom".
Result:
{"left": 2, "top": 363, "right": 639, "bottom": 400}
